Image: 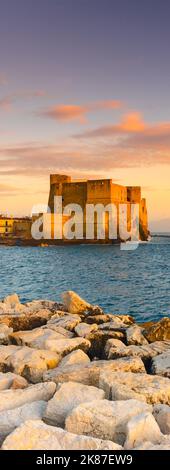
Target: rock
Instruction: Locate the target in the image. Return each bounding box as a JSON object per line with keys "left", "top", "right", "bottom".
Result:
{"left": 44, "top": 357, "right": 145, "bottom": 387}
{"left": 10, "top": 327, "right": 72, "bottom": 349}
{"left": 100, "top": 371, "right": 170, "bottom": 404}
{"left": 151, "top": 352, "right": 170, "bottom": 378}
{"left": 143, "top": 318, "right": 170, "bottom": 342}
{"left": 113, "top": 315, "right": 135, "bottom": 325}
{"left": 0, "top": 312, "right": 56, "bottom": 332}
{"left": 65, "top": 399, "right": 151, "bottom": 445}
{"left": 105, "top": 339, "right": 170, "bottom": 361}
{"left": 99, "top": 320, "right": 127, "bottom": 331}
{"left": 135, "top": 435, "right": 170, "bottom": 450}
{"left": 0, "top": 401, "right": 46, "bottom": 444}
{"left": 126, "top": 325, "right": 148, "bottom": 346}
{"left": 25, "top": 299, "right": 63, "bottom": 312}
{"left": 75, "top": 323, "right": 98, "bottom": 338}
{"left": 62, "top": 291, "right": 92, "bottom": 314}
{"left": 105, "top": 339, "right": 125, "bottom": 357}
{"left": 124, "top": 412, "right": 162, "bottom": 449}
{"left": 3, "top": 293, "right": 20, "bottom": 308}
{"left": 0, "top": 324, "right": 13, "bottom": 345}
{"left": 85, "top": 314, "right": 113, "bottom": 325}
{"left": 0, "top": 382, "right": 56, "bottom": 412}
{"left": 47, "top": 314, "right": 81, "bottom": 331}
{"left": 44, "top": 337, "right": 91, "bottom": 357}
{"left": 0, "top": 345, "right": 60, "bottom": 382}
{"left": 153, "top": 404, "right": 170, "bottom": 434}
{"left": 44, "top": 325, "right": 74, "bottom": 338}
{"left": 44, "top": 381, "right": 105, "bottom": 426}
{"left": 59, "top": 350, "right": 90, "bottom": 368}
{"left": 0, "top": 372, "right": 28, "bottom": 390}
{"left": 2, "top": 419, "right": 122, "bottom": 450}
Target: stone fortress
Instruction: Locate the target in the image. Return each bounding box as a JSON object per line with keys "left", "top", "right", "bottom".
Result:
{"left": 48, "top": 174, "right": 149, "bottom": 242}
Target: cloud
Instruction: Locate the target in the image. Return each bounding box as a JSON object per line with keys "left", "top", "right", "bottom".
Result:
{"left": 0, "top": 90, "right": 46, "bottom": 111}
{"left": 39, "top": 100, "right": 122, "bottom": 123}
{"left": 76, "top": 112, "right": 146, "bottom": 137}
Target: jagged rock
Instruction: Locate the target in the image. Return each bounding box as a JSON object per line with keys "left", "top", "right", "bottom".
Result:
{"left": 3, "top": 293, "right": 20, "bottom": 308}
{"left": 113, "top": 315, "right": 135, "bottom": 325}
{"left": 0, "top": 401, "right": 46, "bottom": 444}
{"left": 10, "top": 327, "right": 72, "bottom": 349}
{"left": 135, "top": 435, "right": 170, "bottom": 450}
{"left": 65, "top": 399, "right": 151, "bottom": 445}
{"left": 62, "top": 291, "right": 92, "bottom": 314}
{"left": 124, "top": 412, "right": 162, "bottom": 449}
{"left": 99, "top": 320, "right": 127, "bottom": 331}
{"left": 100, "top": 371, "right": 170, "bottom": 404}
{"left": 105, "top": 339, "right": 170, "bottom": 361}
{"left": 47, "top": 314, "right": 81, "bottom": 331}
{"left": 0, "top": 311, "right": 57, "bottom": 332}
{"left": 0, "top": 345, "right": 60, "bottom": 382}
{"left": 151, "top": 352, "right": 170, "bottom": 378}
{"left": 126, "top": 325, "right": 148, "bottom": 346}
{"left": 0, "top": 372, "right": 28, "bottom": 390}
{"left": 105, "top": 339, "right": 125, "bottom": 357}
{"left": 75, "top": 323, "right": 98, "bottom": 338}
{"left": 2, "top": 419, "right": 122, "bottom": 450}
{"left": 0, "top": 345, "right": 19, "bottom": 371}
{"left": 59, "top": 349, "right": 90, "bottom": 368}
{"left": 87, "top": 330, "right": 126, "bottom": 358}
{"left": 143, "top": 318, "right": 170, "bottom": 342}
{"left": 44, "top": 381, "right": 105, "bottom": 426}
{"left": 0, "top": 324, "right": 13, "bottom": 345}
{"left": 0, "top": 382, "right": 56, "bottom": 412}
{"left": 44, "top": 357, "right": 145, "bottom": 387}
{"left": 85, "top": 314, "right": 113, "bottom": 325}
{"left": 44, "top": 325, "right": 74, "bottom": 338}
{"left": 153, "top": 404, "right": 170, "bottom": 434}
{"left": 44, "top": 337, "right": 91, "bottom": 357}
{"left": 25, "top": 299, "right": 63, "bottom": 312}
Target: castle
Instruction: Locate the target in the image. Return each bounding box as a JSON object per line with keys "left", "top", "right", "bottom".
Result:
{"left": 48, "top": 174, "right": 149, "bottom": 242}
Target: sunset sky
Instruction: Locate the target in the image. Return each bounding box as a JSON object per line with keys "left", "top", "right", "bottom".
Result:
{"left": 0, "top": 0, "right": 170, "bottom": 231}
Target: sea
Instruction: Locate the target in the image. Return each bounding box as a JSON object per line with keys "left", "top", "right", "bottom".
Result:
{"left": 0, "top": 235, "right": 170, "bottom": 322}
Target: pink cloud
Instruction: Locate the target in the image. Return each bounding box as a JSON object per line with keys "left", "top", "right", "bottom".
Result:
{"left": 39, "top": 100, "right": 122, "bottom": 123}
{"left": 0, "top": 90, "right": 46, "bottom": 111}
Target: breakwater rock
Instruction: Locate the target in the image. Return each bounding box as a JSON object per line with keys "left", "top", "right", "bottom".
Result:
{"left": 0, "top": 290, "right": 170, "bottom": 450}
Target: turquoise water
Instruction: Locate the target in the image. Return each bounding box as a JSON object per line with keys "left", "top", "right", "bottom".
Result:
{"left": 0, "top": 237, "right": 170, "bottom": 322}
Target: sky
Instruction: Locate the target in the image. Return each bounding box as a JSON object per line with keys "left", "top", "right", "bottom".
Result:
{"left": 0, "top": 0, "right": 170, "bottom": 231}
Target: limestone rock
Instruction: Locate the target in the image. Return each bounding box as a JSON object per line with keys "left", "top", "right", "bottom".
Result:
{"left": 3, "top": 293, "right": 20, "bottom": 308}
{"left": 100, "top": 371, "right": 170, "bottom": 404}
{"left": 45, "top": 337, "right": 91, "bottom": 357}
{"left": 44, "top": 325, "right": 74, "bottom": 338}
{"left": 10, "top": 327, "right": 71, "bottom": 349}
{"left": 62, "top": 291, "right": 92, "bottom": 314}
{"left": 2, "top": 419, "right": 122, "bottom": 450}
{"left": 25, "top": 299, "right": 63, "bottom": 312}
{"left": 0, "top": 312, "right": 55, "bottom": 332}
{"left": 0, "top": 400, "right": 46, "bottom": 444}
{"left": 47, "top": 314, "right": 81, "bottom": 331}
{"left": 151, "top": 352, "right": 170, "bottom": 378}
{"left": 143, "top": 318, "right": 170, "bottom": 342}
{"left": 105, "top": 339, "right": 170, "bottom": 361}
{"left": 0, "top": 345, "right": 60, "bottom": 382}
{"left": 153, "top": 404, "right": 170, "bottom": 434}
{"left": 0, "top": 381, "right": 56, "bottom": 412}
{"left": 44, "top": 357, "right": 145, "bottom": 387}
{"left": 135, "top": 435, "right": 170, "bottom": 450}
{"left": 44, "top": 381, "right": 105, "bottom": 426}
{"left": 75, "top": 323, "right": 98, "bottom": 338}
{"left": 85, "top": 314, "right": 113, "bottom": 325}
{"left": 124, "top": 412, "right": 162, "bottom": 449}
{"left": 126, "top": 325, "right": 148, "bottom": 346}
{"left": 0, "top": 372, "right": 28, "bottom": 390}
{"left": 59, "top": 349, "right": 90, "bottom": 368}
{"left": 0, "top": 324, "right": 13, "bottom": 345}
{"left": 65, "top": 399, "right": 151, "bottom": 445}
{"left": 99, "top": 320, "right": 127, "bottom": 331}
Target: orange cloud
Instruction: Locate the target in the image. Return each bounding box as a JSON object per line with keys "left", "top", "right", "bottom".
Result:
{"left": 76, "top": 111, "right": 147, "bottom": 137}
{"left": 39, "top": 100, "right": 122, "bottom": 123}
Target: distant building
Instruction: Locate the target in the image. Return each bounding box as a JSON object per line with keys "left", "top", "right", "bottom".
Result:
{"left": 0, "top": 216, "right": 32, "bottom": 239}
{"left": 48, "top": 174, "right": 149, "bottom": 242}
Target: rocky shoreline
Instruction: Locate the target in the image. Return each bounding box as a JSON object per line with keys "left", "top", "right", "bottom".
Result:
{"left": 0, "top": 291, "right": 169, "bottom": 450}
